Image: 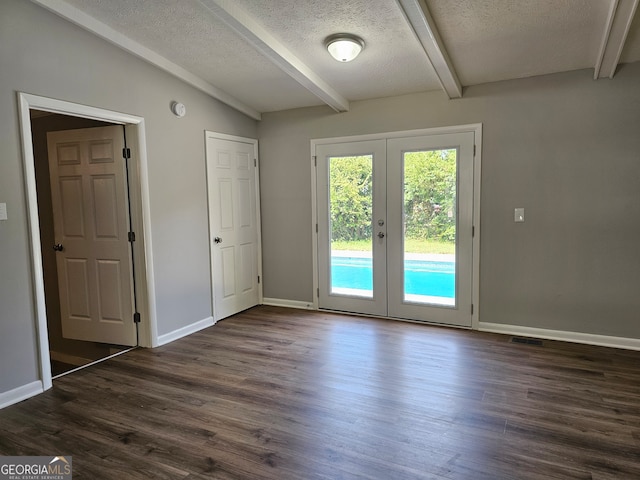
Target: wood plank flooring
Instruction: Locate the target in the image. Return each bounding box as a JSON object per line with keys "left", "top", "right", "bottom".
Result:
{"left": 1, "top": 306, "right": 639, "bottom": 479}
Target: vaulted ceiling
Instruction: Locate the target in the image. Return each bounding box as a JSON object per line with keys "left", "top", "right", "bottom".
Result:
{"left": 32, "top": 0, "right": 640, "bottom": 120}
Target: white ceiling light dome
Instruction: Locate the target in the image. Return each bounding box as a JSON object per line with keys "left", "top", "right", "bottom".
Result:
{"left": 325, "top": 34, "right": 365, "bottom": 62}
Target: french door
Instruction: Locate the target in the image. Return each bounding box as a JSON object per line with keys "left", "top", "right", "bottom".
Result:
{"left": 317, "top": 140, "right": 387, "bottom": 317}
{"left": 316, "top": 130, "right": 475, "bottom": 327}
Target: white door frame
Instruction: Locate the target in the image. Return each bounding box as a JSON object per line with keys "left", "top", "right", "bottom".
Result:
{"left": 204, "top": 131, "right": 264, "bottom": 318}
{"left": 17, "top": 92, "right": 158, "bottom": 391}
{"left": 311, "top": 124, "right": 482, "bottom": 329}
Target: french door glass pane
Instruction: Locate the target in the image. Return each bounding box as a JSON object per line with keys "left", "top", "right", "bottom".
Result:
{"left": 403, "top": 149, "right": 457, "bottom": 306}
{"left": 329, "top": 155, "right": 373, "bottom": 297}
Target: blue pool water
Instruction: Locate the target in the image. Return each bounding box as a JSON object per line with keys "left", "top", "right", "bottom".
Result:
{"left": 331, "top": 256, "right": 455, "bottom": 298}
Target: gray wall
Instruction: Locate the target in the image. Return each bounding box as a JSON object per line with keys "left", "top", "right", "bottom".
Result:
{"left": 258, "top": 63, "right": 640, "bottom": 339}
{"left": 0, "top": 0, "right": 257, "bottom": 394}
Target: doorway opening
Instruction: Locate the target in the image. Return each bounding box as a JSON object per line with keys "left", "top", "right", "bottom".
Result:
{"left": 18, "top": 93, "right": 156, "bottom": 392}
{"left": 31, "top": 111, "right": 134, "bottom": 377}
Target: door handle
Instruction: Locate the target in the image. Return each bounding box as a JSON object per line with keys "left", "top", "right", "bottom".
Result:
{"left": 214, "top": 237, "right": 222, "bottom": 244}
{"left": 377, "top": 232, "right": 385, "bottom": 239}
{"left": 53, "top": 243, "right": 64, "bottom": 251}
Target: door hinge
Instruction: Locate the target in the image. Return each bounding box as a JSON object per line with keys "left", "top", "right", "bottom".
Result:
{"left": 317, "top": 287, "right": 320, "bottom": 297}
{"left": 313, "top": 155, "right": 317, "bottom": 166}
{"left": 133, "top": 312, "right": 141, "bottom": 323}
{"left": 258, "top": 275, "right": 261, "bottom": 284}
{"left": 473, "top": 145, "right": 476, "bottom": 157}
{"left": 122, "top": 147, "right": 131, "bottom": 159}
{"left": 471, "top": 304, "right": 474, "bottom": 315}
{"left": 472, "top": 226, "right": 475, "bottom": 237}
{"left": 128, "top": 231, "right": 136, "bottom": 242}
{"left": 315, "top": 223, "right": 318, "bottom": 233}
{"left": 254, "top": 158, "right": 257, "bottom": 167}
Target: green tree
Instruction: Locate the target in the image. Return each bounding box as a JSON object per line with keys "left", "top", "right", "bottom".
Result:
{"left": 329, "top": 156, "right": 372, "bottom": 241}
{"left": 403, "top": 149, "right": 456, "bottom": 242}
{"left": 328, "top": 150, "right": 457, "bottom": 244}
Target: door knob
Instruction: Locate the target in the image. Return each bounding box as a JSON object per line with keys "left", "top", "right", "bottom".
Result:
{"left": 53, "top": 243, "right": 64, "bottom": 251}
{"left": 214, "top": 237, "right": 222, "bottom": 244}
{"left": 377, "top": 232, "right": 385, "bottom": 239}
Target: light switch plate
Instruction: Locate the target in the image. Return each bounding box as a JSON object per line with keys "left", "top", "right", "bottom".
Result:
{"left": 0, "top": 203, "right": 7, "bottom": 221}
{"left": 514, "top": 207, "right": 524, "bottom": 223}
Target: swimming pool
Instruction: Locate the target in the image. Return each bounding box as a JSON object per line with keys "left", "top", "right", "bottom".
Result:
{"left": 331, "top": 256, "right": 455, "bottom": 298}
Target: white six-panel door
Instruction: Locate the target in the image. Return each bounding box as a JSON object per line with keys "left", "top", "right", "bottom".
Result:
{"left": 206, "top": 133, "right": 261, "bottom": 321}
{"left": 47, "top": 126, "right": 137, "bottom": 345}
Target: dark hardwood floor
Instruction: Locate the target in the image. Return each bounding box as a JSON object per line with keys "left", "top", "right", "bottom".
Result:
{"left": 1, "top": 306, "right": 639, "bottom": 479}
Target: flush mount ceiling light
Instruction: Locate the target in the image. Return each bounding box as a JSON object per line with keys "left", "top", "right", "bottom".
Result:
{"left": 325, "top": 34, "right": 364, "bottom": 62}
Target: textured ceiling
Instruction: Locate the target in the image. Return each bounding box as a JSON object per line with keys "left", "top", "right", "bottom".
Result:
{"left": 233, "top": 0, "right": 442, "bottom": 100}
{"left": 41, "top": 0, "right": 640, "bottom": 115}
{"left": 63, "top": 0, "right": 324, "bottom": 111}
{"left": 428, "top": 0, "right": 612, "bottom": 85}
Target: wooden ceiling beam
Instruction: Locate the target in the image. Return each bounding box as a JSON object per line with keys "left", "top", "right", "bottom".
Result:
{"left": 594, "top": 0, "right": 639, "bottom": 79}
{"left": 198, "top": 0, "right": 350, "bottom": 113}
{"left": 395, "top": 0, "right": 462, "bottom": 99}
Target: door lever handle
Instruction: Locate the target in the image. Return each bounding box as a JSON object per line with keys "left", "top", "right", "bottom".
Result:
{"left": 53, "top": 243, "right": 64, "bottom": 251}
{"left": 214, "top": 237, "right": 222, "bottom": 244}
{"left": 377, "top": 232, "right": 385, "bottom": 239}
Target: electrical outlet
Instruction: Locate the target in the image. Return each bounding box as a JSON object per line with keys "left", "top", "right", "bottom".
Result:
{"left": 514, "top": 207, "right": 524, "bottom": 223}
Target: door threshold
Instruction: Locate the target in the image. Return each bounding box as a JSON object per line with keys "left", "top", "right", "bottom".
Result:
{"left": 52, "top": 346, "right": 137, "bottom": 380}
{"left": 318, "top": 307, "right": 472, "bottom": 330}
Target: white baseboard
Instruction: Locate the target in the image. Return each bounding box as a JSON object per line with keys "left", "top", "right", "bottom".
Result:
{"left": 50, "top": 351, "right": 93, "bottom": 366}
{"left": 156, "top": 316, "right": 215, "bottom": 347}
{"left": 479, "top": 322, "right": 640, "bottom": 351}
{"left": 262, "top": 298, "right": 315, "bottom": 310}
{"left": 0, "top": 381, "right": 43, "bottom": 410}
